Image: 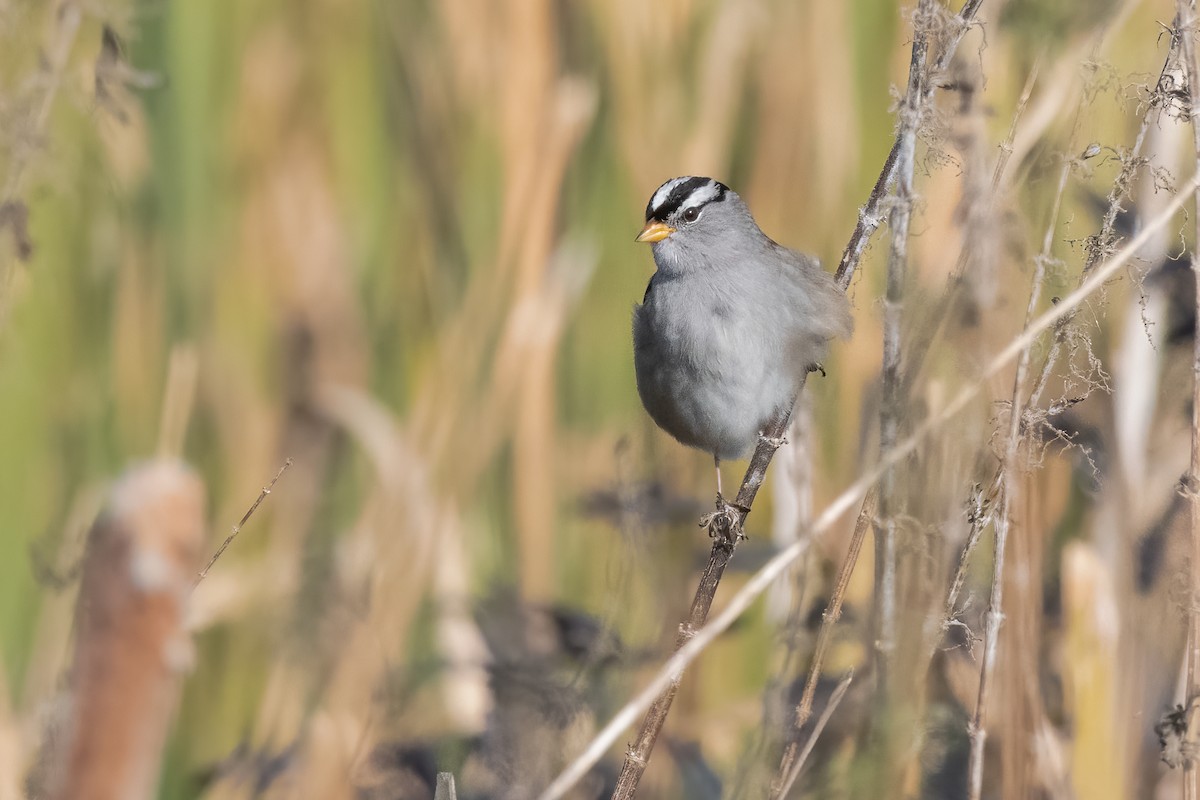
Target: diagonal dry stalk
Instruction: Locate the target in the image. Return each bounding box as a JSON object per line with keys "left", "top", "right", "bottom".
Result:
{"left": 768, "top": 490, "right": 875, "bottom": 799}
{"left": 195, "top": 459, "right": 294, "bottom": 583}
{"left": 539, "top": 177, "right": 1200, "bottom": 800}
{"left": 1174, "top": 4, "right": 1200, "bottom": 799}
{"left": 773, "top": 672, "right": 854, "bottom": 800}
{"left": 965, "top": 95, "right": 1079, "bottom": 800}
{"left": 608, "top": 405, "right": 797, "bottom": 800}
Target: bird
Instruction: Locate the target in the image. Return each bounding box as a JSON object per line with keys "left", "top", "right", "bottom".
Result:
{"left": 632, "top": 176, "right": 853, "bottom": 502}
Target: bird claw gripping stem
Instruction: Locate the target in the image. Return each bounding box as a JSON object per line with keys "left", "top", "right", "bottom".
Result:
{"left": 758, "top": 431, "right": 788, "bottom": 449}
{"left": 700, "top": 495, "right": 747, "bottom": 544}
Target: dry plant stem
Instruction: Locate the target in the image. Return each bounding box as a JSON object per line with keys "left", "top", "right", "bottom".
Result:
{"left": 775, "top": 673, "right": 854, "bottom": 800}
{"left": 930, "top": 473, "right": 1000, "bottom": 657}
{"left": 1176, "top": 4, "right": 1200, "bottom": 799}
{"left": 1027, "top": 32, "right": 1178, "bottom": 411}
{"left": 833, "top": 0, "right": 985, "bottom": 292}
{"left": 1, "top": 3, "right": 81, "bottom": 202}
{"left": 900, "top": 60, "right": 1041, "bottom": 395}
{"left": 434, "top": 773, "right": 458, "bottom": 800}
{"left": 195, "top": 458, "right": 293, "bottom": 583}
{"left": 966, "top": 121, "right": 1075, "bottom": 800}
{"left": 798, "top": 489, "right": 877, "bottom": 726}
{"left": 609, "top": 405, "right": 796, "bottom": 800}
{"left": 47, "top": 462, "right": 204, "bottom": 800}
{"left": 876, "top": 0, "right": 934, "bottom": 688}
{"left": 540, "top": 178, "right": 1200, "bottom": 800}
{"left": 769, "top": 490, "right": 875, "bottom": 799}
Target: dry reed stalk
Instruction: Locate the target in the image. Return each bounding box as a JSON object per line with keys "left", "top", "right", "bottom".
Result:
{"left": 406, "top": 45, "right": 589, "bottom": 480}
{"left": 876, "top": 0, "right": 936, "bottom": 696}
{"left": 608, "top": 406, "right": 799, "bottom": 800}
{"left": 45, "top": 461, "right": 205, "bottom": 800}
{"left": 502, "top": 73, "right": 596, "bottom": 600}
{"left": 965, "top": 96, "right": 1079, "bottom": 800}
{"left": 540, "top": 177, "right": 1200, "bottom": 800}
{"left": 1061, "top": 543, "right": 1123, "bottom": 800}
{"left": 435, "top": 773, "right": 459, "bottom": 800}
{"left": 767, "top": 392, "right": 814, "bottom": 622}
{"left": 196, "top": 459, "right": 292, "bottom": 583}
{"left": 998, "top": 474, "right": 1046, "bottom": 800}
{"left": 295, "top": 387, "right": 444, "bottom": 799}
{"left": 20, "top": 486, "right": 103, "bottom": 707}
{"left": 402, "top": 73, "right": 594, "bottom": 604}
{"left": 897, "top": 58, "right": 1042, "bottom": 397}
{"left": 833, "top": 0, "right": 984, "bottom": 292}
{"left": 155, "top": 344, "right": 199, "bottom": 460}
{"left": 1176, "top": 4, "right": 1200, "bottom": 799}
{"left": 773, "top": 672, "right": 854, "bottom": 800}
{"left": 768, "top": 490, "right": 875, "bottom": 799}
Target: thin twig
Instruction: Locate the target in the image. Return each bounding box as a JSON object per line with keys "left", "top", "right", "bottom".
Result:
{"left": 540, "top": 178, "right": 1199, "bottom": 800}
{"left": 769, "top": 491, "right": 875, "bottom": 799}
{"left": 608, "top": 405, "right": 796, "bottom": 800}
{"left": 1175, "top": 4, "right": 1200, "bottom": 798}
{"left": 927, "top": 472, "right": 1000, "bottom": 661}
{"left": 833, "top": 0, "right": 985, "bottom": 292}
{"left": 195, "top": 459, "right": 293, "bottom": 582}
{"left": 965, "top": 95, "right": 1077, "bottom": 800}
{"left": 774, "top": 672, "right": 854, "bottom": 800}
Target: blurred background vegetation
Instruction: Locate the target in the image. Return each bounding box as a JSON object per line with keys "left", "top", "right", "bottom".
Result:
{"left": 0, "top": 0, "right": 1196, "bottom": 798}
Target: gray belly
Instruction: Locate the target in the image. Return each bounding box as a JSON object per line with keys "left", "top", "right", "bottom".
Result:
{"left": 633, "top": 302, "right": 795, "bottom": 460}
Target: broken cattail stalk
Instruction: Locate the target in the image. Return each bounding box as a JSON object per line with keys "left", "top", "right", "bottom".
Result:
{"left": 45, "top": 461, "right": 205, "bottom": 800}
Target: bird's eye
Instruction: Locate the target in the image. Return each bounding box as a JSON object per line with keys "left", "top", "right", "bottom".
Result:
{"left": 682, "top": 207, "right": 701, "bottom": 223}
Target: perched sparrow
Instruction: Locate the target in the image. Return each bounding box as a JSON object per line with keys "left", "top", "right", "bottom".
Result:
{"left": 632, "top": 177, "right": 852, "bottom": 497}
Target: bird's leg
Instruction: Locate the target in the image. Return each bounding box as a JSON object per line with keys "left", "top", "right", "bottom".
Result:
{"left": 701, "top": 454, "right": 745, "bottom": 543}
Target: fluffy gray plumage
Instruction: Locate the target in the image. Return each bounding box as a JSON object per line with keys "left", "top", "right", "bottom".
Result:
{"left": 633, "top": 177, "right": 852, "bottom": 461}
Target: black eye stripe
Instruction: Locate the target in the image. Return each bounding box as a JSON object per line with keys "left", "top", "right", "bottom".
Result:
{"left": 646, "top": 178, "right": 729, "bottom": 221}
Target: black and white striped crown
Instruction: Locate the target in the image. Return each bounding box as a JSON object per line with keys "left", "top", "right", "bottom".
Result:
{"left": 645, "top": 177, "right": 729, "bottom": 221}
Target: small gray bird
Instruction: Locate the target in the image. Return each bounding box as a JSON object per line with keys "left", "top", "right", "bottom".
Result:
{"left": 632, "top": 176, "right": 853, "bottom": 498}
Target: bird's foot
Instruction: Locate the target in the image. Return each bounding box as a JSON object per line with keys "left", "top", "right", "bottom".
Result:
{"left": 809, "top": 362, "right": 827, "bottom": 377}
{"left": 700, "top": 494, "right": 747, "bottom": 544}
{"left": 758, "top": 431, "right": 788, "bottom": 449}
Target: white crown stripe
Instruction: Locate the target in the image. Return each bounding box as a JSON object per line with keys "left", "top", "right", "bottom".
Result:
{"left": 649, "top": 177, "right": 690, "bottom": 214}
{"left": 679, "top": 181, "right": 719, "bottom": 210}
